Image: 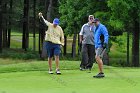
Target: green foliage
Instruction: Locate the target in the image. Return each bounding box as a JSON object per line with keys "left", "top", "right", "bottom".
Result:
{"left": 108, "top": 0, "right": 130, "bottom": 19}
{"left": 109, "top": 32, "right": 133, "bottom": 67}
{"left": 114, "top": 32, "right": 132, "bottom": 53}
{"left": 59, "top": 0, "right": 129, "bottom": 37}
{"left": 109, "top": 20, "right": 124, "bottom": 30}
{"left": 107, "top": 0, "right": 140, "bottom": 30}
{"left": 59, "top": 0, "right": 83, "bottom": 36}
{"left": 106, "top": 0, "right": 129, "bottom": 34}
{"left": 59, "top": 0, "right": 109, "bottom": 36}
{"left": 94, "top": 11, "right": 109, "bottom": 21}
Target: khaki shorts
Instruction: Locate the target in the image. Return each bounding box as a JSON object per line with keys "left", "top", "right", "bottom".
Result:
{"left": 95, "top": 48, "right": 103, "bottom": 57}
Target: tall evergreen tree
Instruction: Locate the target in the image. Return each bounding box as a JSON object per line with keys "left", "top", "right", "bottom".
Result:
{"left": 22, "top": 0, "right": 29, "bottom": 51}
{"left": 7, "top": 0, "right": 13, "bottom": 48}
{"left": 0, "top": 0, "right": 3, "bottom": 53}
{"left": 2, "top": 3, "right": 8, "bottom": 48}
{"left": 33, "top": 0, "right": 36, "bottom": 51}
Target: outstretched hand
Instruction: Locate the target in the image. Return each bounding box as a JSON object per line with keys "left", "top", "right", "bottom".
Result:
{"left": 38, "top": 12, "right": 42, "bottom": 18}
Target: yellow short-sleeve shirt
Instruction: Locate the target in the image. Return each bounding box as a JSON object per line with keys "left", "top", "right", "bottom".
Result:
{"left": 44, "top": 20, "right": 64, "bottom": 46}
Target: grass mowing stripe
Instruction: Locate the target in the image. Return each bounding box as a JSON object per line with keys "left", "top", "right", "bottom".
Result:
{"left": 0, "top": 61, "right": 80, "bottom": 73}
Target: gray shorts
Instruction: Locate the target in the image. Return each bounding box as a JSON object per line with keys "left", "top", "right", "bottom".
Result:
{"left": 95, "top": 48, "right": 103, "bottom": 57}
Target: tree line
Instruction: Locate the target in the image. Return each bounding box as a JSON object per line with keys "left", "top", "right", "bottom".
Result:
{"left": 0, "top": 0, "right": 139, "bottom": 66}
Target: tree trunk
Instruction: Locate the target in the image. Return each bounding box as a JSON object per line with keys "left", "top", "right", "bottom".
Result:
{"left": 0, "top": 0, "right": 3, "bottom": 53}
{"left": 139, "top": 26, "right": 140, "bottom": 64}
{"left": 132, "top": 20, "right": 139, "bottom": 67}
{"left": 64, "top": 35, "right": 67, "bottom": 55}
{"left": 52, "top": 0, "right": 59, "bottom": 19}
{"left": 47, "top": 0, "right": 53, "bottom": 22}
{"left": 71, "top": 33, "right": 77, "bottom": 58}
{"left": 127, "top": 30, "right": 130, "bottom": 66}
{"left": 22, "top": 0, "right": 29, "bottom": 51}
{"left": 2, "top": 3, "right": 8, "bottom": 48}
{"left": 3, "top": 28, "right": 7, "bottom": 48}
{"left": 7, "top": 0, "right": 13, "bottom": 48}
{"left": 44, "top": 0, "right": 49, "bottom": 18}
{"left": 33, "top": 0, "right": 36, "bottom": 51}
{"left": 38, "top": 0, "right": 48, "bottom": 54}
{"left": 139, "top": 29, "right": 140, "bottom": 63}
{"left": 39, "top": 0, "right": 50, "bottom": 58}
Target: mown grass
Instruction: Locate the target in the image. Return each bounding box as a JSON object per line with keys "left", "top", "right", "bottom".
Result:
{"left": 0, "top": 59, "right": 79, "bottom": 73}
{"left": 0, "top": 60, "right": 140, "bottom": 93}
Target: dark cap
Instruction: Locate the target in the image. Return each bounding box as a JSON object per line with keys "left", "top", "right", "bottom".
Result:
{"left": 93, "top": 18, "right": 100, "bottom": 22}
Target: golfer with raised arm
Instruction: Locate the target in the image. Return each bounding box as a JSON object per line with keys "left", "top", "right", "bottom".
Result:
{"left": 38, "top": 12, "right": 64, "bottom": 74}
{"left": 93, "top": 18, "right": 109, "bottom": 78}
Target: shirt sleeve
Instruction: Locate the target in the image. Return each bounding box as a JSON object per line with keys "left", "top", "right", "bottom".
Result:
{"left": 101, "top": 26, "right": 109, "bottom": 44}
{"left": 79, "top": 25, "right": 84, "bottom": 35}
{"left": 60, "top": 28, "right": 64, "bottom": 46}
{"left": 40, "top": 16, "right": 51, "bottom": 26}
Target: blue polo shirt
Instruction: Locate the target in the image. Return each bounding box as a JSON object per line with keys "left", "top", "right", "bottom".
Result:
{"left": 94, "top": 23, "right": 109, "bottom": 49}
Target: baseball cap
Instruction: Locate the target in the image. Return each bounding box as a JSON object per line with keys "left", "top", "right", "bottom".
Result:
{"left": 53, "top": 18, "right": 60, "bottom": 25}
{"left": 93, "top": 18, "right": 100, "bottom": 22}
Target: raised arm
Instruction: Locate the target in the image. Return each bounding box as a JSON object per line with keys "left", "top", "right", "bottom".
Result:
{"left": 38, "top": 12, "right": 50, "bottom": 26}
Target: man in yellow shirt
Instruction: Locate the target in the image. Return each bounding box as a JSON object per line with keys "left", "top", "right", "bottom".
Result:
{"left": 38, "top": 12, "right": 64, "bottom": 74}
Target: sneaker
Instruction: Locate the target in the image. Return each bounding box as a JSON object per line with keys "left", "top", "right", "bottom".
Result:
{"left": 48, "top": 69, "right": 53, "bottom": 74}
{"left": 80, "top": 67, "right": 85, "bottom": 71}
{"left": 56, "top": 69, "right": 61, "bottom": 74}
{"left": 93, "top": 72, "right": 105, "bottom": 78}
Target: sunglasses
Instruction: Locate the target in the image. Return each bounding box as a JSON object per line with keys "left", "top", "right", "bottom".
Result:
{"left": 90, "top": 18, "right": 94, "bottom": 20}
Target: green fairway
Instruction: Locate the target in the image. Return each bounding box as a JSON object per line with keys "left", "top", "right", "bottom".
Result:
{"left": 0, "top": 61, "right": 139, "bottom": 93}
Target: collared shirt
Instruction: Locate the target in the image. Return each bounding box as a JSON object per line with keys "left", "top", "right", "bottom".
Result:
{"left": 79, "top": 23, "right": 95, "bottom": 45}
{"left": 94, "top": 23, "right": 109, "bottom": 48}
{"left": 41, "top": 16, "right": 64, "bottom": 46}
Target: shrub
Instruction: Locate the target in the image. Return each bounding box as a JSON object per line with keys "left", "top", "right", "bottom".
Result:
{"left": 0, "top": 48, "right": 39, "bottom": 60}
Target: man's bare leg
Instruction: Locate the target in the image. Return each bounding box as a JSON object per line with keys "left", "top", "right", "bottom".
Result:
{"left": 55, "top": 55, "right": 61, "bottom": 74}
{"left": 48, "top": 57, "right": 53, "bottom": 74}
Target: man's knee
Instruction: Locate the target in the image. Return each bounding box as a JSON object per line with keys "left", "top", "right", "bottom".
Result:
{"left": 55, "top": 55, "right": 59, "bottom": 59}
{"left": 96, "top": 56, "right": 100, "bottom": 62}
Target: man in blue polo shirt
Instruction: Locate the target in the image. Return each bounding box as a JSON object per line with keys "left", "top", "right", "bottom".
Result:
{"left": 93, "top": 18, "right": 109, "bottom": 78}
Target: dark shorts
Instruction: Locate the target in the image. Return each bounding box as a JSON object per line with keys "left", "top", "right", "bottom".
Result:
{"left": 45, "top": 41, "right": 61, "bottom": 58}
